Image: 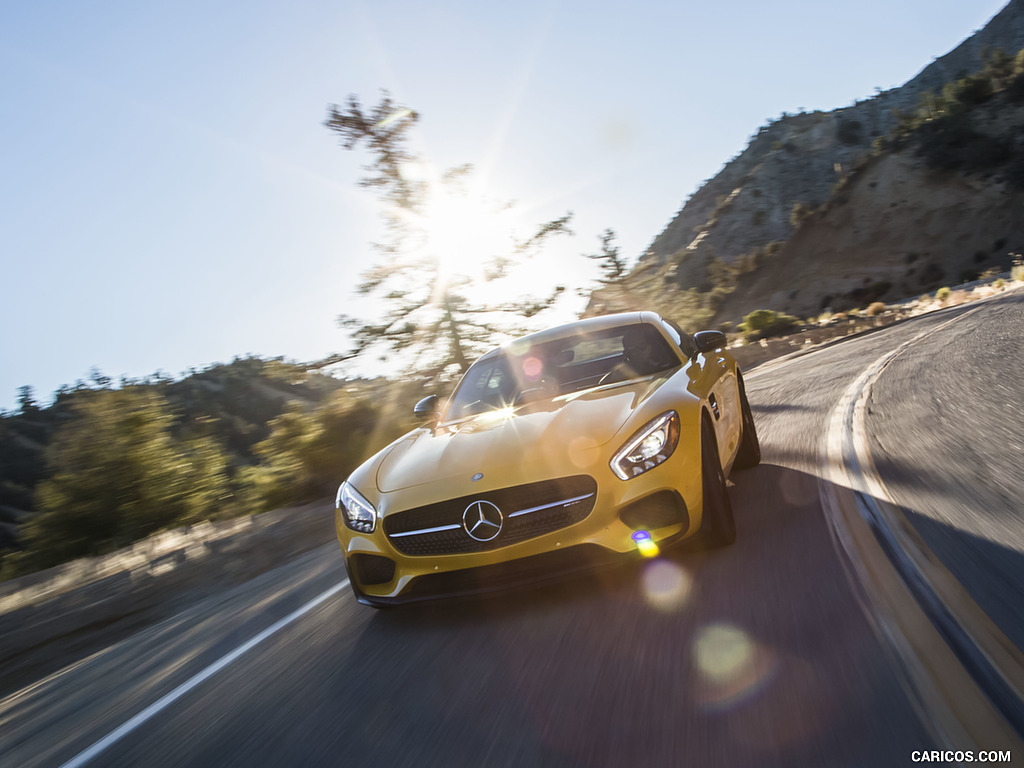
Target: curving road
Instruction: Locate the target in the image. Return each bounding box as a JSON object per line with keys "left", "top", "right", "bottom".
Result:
{"left": 867, "top": 290, "right": 1024, "bottom": 657}
{"left": 4, "top": 292, "right": 1023, "bottom": 768}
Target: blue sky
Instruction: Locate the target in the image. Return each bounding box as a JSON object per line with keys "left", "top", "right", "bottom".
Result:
{"left": 0, "top": 0, "right": 1009, "bottom": 410}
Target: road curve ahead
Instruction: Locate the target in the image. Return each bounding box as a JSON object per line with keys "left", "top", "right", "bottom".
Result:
{"left": 12, "top": 296, "right": 1024, "bottom": 767}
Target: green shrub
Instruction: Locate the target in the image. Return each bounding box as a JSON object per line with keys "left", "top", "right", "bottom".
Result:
{"left": 244, "top": 391, "right": 399, "bottom": 512}
{"left": 936, "top": 286, "right": 952, "bottom": 302}
{"left": 1007, "top": 71, "right": 1024, "bottom": 103}
{"left": 847, "top": 280, "right": 891, "bottom": 305}
{"left": 738, "top": 309, "right": 800, "bottom": 340}
{"left": 946, "top": 74, "right": 994, "bottom": 106}
{"left": 790, "top": 202, "right": 813, "bottom": 228}
{"left": 960, "top": 269, "right": 980, "bottom": 283}
{"left": 15, "top": 389, "right": 231, "bottom": 574}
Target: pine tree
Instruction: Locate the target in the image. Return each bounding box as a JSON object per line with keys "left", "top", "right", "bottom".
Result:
{"left": 324, "top": 92, "right": 573, "bottom": 381}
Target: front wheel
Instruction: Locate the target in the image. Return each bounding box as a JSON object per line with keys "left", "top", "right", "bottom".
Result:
{"left": 733, "top": 374, "right": 761, "bottom": 470}
{"left": 696, "top": 419, "right": 736, "bottom": 547}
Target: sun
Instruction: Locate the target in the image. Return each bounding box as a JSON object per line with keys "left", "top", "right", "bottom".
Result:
{"left": 415, "top": 183, "right": 517, "bottom": 286}
{"left": 390, "top": 162, "right": 576, "bottom": 318}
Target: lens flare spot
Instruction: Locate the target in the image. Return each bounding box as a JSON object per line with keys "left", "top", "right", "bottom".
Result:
{"left": 506, "top": 339, "right": 530, "bottom": 357}
{"left": 522, "top": 356, "right": 543, "bottom": 381}
{"left": 641, "top": 558, "right": 692, "bottom": 612}
{"left": 376, "top": 108, "right": 415, "bottom": 129}
{"left": 696, "top": 624, "right": 752, "bottom": 682}
{"left": 631, "top": 530, "right": 660, "bottom": 558}
{"left": 693, "top": 623, "right": 778, "bottom": 711}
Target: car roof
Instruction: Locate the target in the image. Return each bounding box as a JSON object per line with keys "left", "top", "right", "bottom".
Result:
{"left": 478, "top": 311, "right": 664, "bottom": 361}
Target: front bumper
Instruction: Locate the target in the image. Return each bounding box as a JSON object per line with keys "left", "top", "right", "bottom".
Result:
{"left": 336, "top": 453, "right": 704, "bottom": 605}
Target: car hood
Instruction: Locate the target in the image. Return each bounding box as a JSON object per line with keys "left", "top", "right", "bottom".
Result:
{"left": 376, "top": 377, "right": 671, "bottom": 493}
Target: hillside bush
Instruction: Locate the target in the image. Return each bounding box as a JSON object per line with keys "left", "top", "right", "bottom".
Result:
{"left": 9, "top": 389, "right": 231, "bottom": 575}
{"left": 865, "top": 302, "right": 887, "bottom": 317}
{"left": 888, "top": 48, "right": 1024, "bottom": 178}
{"left": 1007, "top": 71, "right": 1024, "bottom": 102}
{"left": 790, "top": 202, "right": 813, "bottom": 228}
{"left": 945, "top": 74, "right": 994, "bottom": 106}
{"left": 848, "top": 280, "right": 892, "bottom": 305}
{"left": 738, "top": 309, "right": 800, "bottom": 340}
{"left": 244, "top": 389, "right": 406, "bottom": 512}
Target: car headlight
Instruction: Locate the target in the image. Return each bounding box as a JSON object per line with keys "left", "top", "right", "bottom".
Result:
{"left": 610, "top": 411, "right": 680, "bottom": 480}
{"left": 337, "top": 481, "right": 377, "bottom": 533}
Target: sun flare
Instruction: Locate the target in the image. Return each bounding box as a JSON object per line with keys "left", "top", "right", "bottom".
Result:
{"left": 414, "top": 186, "right": 516, "bottom": 287}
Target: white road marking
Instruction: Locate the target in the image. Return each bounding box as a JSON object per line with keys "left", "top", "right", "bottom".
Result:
{"left": 59, "top": 579, "right": 350, "bottom": 768}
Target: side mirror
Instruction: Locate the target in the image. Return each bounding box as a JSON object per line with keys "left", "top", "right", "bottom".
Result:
{"left": 693, "top": 330, "right": 727, "bottom": 354}
{"left": 413, "top": 394, "right": 439, "bottom": 419}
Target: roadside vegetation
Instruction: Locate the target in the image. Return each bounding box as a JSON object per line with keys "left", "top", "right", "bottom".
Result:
{"left": 737, "top": 309, "right": 800, "bottom": 340}
{"left": 885, "top": 48, "right": 1024, "bottom": 185}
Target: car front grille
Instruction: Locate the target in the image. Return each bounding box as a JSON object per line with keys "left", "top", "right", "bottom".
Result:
{"left": 384, "top": 475, "right": 597, "bottom": 556}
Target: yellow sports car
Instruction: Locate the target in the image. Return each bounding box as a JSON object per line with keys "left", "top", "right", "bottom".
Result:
{"left": 335, "top": 311, "right": 759, "bottom": 607}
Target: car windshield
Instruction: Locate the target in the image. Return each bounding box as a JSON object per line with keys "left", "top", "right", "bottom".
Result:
{"left": 444, "top": 323, "right": 680, "bottom": 420}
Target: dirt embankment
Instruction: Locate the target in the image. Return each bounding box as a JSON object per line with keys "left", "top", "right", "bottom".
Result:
{"left": 716, "top": 146, "right": 1024, "bottom": 327}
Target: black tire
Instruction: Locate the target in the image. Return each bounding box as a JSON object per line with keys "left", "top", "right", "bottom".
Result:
{"left": 697, "top": 418, "right": 736, "bottom": 547}
{"left": 733, "top": 373, "right": 761, "bottom": 470}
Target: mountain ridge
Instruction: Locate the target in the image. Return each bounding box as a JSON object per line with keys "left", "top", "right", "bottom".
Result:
{"left": 598, "top": 0, "right": 1024, "bottom": 326}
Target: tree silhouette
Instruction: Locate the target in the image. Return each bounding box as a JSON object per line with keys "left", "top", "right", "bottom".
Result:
{"left": 324, "top": 91, "right": 573, "bottom": 382}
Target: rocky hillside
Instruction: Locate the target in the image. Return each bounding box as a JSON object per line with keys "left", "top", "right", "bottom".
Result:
{"left": 714, "top": 108, "right": 1024, "bottom": 322}
{"left": 592, "top": 0, "right": 1024, "bottom": 326}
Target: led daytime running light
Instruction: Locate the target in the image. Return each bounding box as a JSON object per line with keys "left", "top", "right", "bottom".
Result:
{"left": 610, "top": 411, "right": 680, "bottom": 481}
{"left": 337, "top": 481, "right": 377, "bottom": 533}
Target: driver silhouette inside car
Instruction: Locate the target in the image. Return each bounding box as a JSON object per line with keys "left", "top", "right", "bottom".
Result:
{"left": 601, "top": 325, "right": 676, "bottom": 385}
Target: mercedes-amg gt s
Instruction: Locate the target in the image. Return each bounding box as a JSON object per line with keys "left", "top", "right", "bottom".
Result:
{"left": 335, "top": 311, "right": 759, "bottom": 606}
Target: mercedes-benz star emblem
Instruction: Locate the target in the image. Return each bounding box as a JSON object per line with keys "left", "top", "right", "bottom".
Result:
{"left": 462, "top": 500, "right": 503, "bottom": 542}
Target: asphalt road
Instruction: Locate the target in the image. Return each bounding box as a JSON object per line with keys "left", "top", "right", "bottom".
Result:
{"left": 5, "top": 295, "right": 1021, "bottom": 768}
{"left": 868, "top": 290, "right": 1024, "bottom": 655}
